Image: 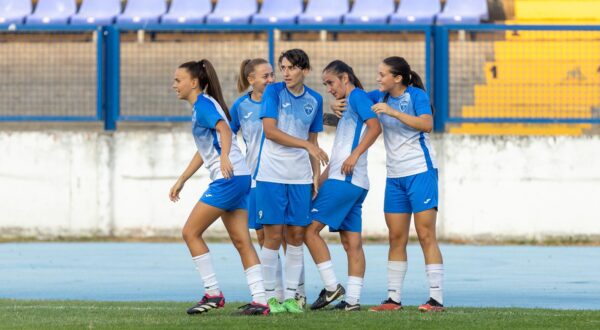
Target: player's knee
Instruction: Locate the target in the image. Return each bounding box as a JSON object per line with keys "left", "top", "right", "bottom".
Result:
{"left": 417, "top": 230, "right": 437, "bottom": 247}
{"left": 181, "top": 226, "right": 199, "bottom": 243}
{"left": 388, "top": 231, "right": 406, "bottom": 245}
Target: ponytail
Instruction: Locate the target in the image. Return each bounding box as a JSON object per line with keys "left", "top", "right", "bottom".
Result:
{"left": 382, "top": 56, "right": 434, "bottom": 114}
{"left": 323, "top": 60, "right": 364, "bottom": 90}
{"left": 179, "top": 59, "right": 230, "bottom": 120}
{"left": 236, "top": 58, "right": 270, "bottom": 93}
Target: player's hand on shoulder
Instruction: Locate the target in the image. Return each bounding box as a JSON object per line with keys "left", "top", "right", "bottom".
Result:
{"left": 330, "top": 98, "right": 347, "bottom": 118}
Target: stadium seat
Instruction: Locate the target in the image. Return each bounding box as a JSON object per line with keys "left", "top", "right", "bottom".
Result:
{"left": 161, "top": 0, "right": 211, "bottom": 25}
{"left": 116, "top": 0, "right": 166, "bottom": 26}
{"left": 343, "top": 0, "right": 394, "bottom": 24}
{"left": 26, "top": 0, "right": 76, "bottom": 25}
{"left": 70, "top": 0, "right": 121, "bottom": 26}
{"left": 390, "top": 0, "right": 441, "bottom": 24}
{"left": 298, "top": 0, "right": 349, "bottom": 25}
{"left": 0, "top": 0, "right": 32, "bottom": 25}
{"left": 436, "top": 0, "right": 488, "bottom": 24}
{"left": 206, "top": 0, "right": 256, "bottom": 25}
{"left": 252, "top": 0, "right": 302, "bottom": 25}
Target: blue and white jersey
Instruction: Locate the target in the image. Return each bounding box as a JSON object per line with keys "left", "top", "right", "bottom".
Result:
{"left": 192, "top": 93, "right": 250, "bottom": 181}
{"left": 368, "top": 86, "right": 437, "bottom": 178}
{"left": 328, "top": 88, "right": 377, "bottom": 190}
{"left": 255, "top": 82, "right": 324, "bottom": 184}
{"left": 230, "top": 92, "right": 263, "bottom": 187}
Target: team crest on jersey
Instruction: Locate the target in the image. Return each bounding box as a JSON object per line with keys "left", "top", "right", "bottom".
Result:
{"left": 304, "top": 103, "right": 314, "bottom": 115}
{"left": 399, "top": 100, "right": 410, "bottom": 113}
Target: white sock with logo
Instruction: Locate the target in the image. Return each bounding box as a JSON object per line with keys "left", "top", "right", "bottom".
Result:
{"left": 387, "top": 260, "right": 408, "bottom": 304}
{"left": 192, "top": 253, "right": 220, "bottom": 296}
{"left": 284, "top": 244, "right": 304, "bottom": 300}
{"left": 345, "top": 276, "right": 363, "bottom": 305}
{"left": 260, "top": 247, "right": 279, "bottom": 300}
{"left": 245, "top": 264, "right": 267, "bottom": 305}
{"left": 426, "top": 264, "right": 444, "bottom": 304}
{"left": 316, "top": 260, "right": 338, "bottom": 292}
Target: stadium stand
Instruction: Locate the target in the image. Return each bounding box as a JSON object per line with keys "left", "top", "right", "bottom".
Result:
{"left": 390, "top": 0, "right": 441, "bottom": 24}
{"left": 298, "top": 0, "right": 349, "bottom": 25}
{"left": 161, "top": 0, "right": 211, "bottom": 25}
{"left": 26, "top": 0, "right": 76, "bottom": 25}
{"left": 70, "top": 0, "right": 121, "bottom": 26}
{"left": 437, "top": 0, "right": 489, "bottom": 24}
{"left": 206, "top": 0, "right": 256, "bottom": 25}
{"left": 343, "top": 0, "right": 395, "bottom": 25}
{"left": 0, "top": 0, "right": 32, "bottom": 25}
{"left": 452, "top": 0, "right": 600, "bottom": 135}
{"left": 252, "top": 0, "right": 302, "bottom": 25}
{"left": 116, "top": 0, "right": 166, "bottom": 26}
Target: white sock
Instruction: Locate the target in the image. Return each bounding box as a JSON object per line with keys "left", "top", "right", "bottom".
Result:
{"left": 387, "top": 261, "right": 408, "bottom": 304}
{"left": 297, "top": 263, "right": 306, "bottom": 297}
{"left": 316, "top": 260, "right": 338, "bottom": 292}
{"left": 192, "top": 253, "right": 220, "bottom": 296}
{"left": 284, "top": 244, "right": 304, "bottom": 300}
{"left": 426, "top": 264, "right": 444, "bottom": 304}
{"left": 274, "top": 253, "right": 284, "bottom": 302}
{"left": 345, "top": 276, "right": 363, "bottom": 305}
{"left": 260, "top": 247, "right": 279, "bottom": 300}
{"left": 245, "top": 264, "right": 267, "bottom": 305}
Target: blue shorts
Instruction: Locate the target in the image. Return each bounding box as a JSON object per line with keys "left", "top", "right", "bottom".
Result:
{"left": 384, "top": 169, "right": 438, "bottom": 214}
{"left": 247, "top": 188, "right": 263, "bottom": 230}
{"left": 255, "top": 181, "right": 312, "bottom": 227}
{"left": 200, "top": 175, "right": 251, "bottom": 211}
{"left": 310, "top": 179, "right": 368, "bottom": 233}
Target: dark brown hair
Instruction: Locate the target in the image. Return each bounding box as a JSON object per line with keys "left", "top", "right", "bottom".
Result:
{"left": 179, "top": 59, "right": 230, "bottom": 120}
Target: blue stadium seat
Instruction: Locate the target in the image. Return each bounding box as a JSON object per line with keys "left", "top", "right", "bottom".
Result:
{"left": 206, "top": 0, "right": 256, "bottom": 25}
{"left": 70, "top": 0, "right": 121, "bottom": 26}
{"left": 161, "top": 0, "right": 211, "bottom": 25}
{"left": 252, "top": 0, "right": 302, "bottom": 25}
{"left": 436, "top": 0, "right": 488, "bottom": 24}
{"left": 298, "top": 0, "right": 348, "bottom": 25}
{"left": 390, "top": 0, "right": 440, "bottom": 24}
{"left": 344, "top": 0, "right": 394, "bottom": 24}
{"left": 26, "top": 0, "right": 76, "bottom": 25}
{"left": 0, "top": 0, "right": 32, "bottom": 25}
{"left": 116, "top": 0, "right": 166, "bottom": 26}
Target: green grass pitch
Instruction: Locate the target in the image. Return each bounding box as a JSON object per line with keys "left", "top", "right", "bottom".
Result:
{"left": 1, "top": 299, "right": 598, "bottom": 329}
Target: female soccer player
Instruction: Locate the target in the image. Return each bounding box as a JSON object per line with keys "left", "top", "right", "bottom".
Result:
{"left": 231, "top": 58, "right": 305, "bottom": 304}
{"left": 331, "top": 57, "right": 445, "bottom": 312}
{"left": 169, "top": 59, "right": 269, "bottom": 316}
{"left": 255, "top": 49, "right": 329, "bottom": 314}
{"left": 304, "top": 60, "right": 381, "bottom": 312}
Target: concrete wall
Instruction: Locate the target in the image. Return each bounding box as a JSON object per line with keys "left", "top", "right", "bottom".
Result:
{"left": 1, "top": 129, "right": 599, "bottom": 241}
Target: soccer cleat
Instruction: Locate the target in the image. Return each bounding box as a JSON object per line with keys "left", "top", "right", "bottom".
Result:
{"left": 187, "top": 292, "right": 225, "bottom": 315}
{"left": 418, "top": 298, "right": 446, "bottom": 312}
{"left": 233, "top": 302, "right": 270, "bottom": 316}
{"left": 333, "top": 300, "right": 361, "bottom": 311}
{"left": 295, "top": 293, "right": 306, "bottom": 309}
{"left": 368, "top": 298, "right": 402, "bottom": 312}
{"left": 310, "top": 284, "right": 346, "bottom": 310}
{"left": 282, "top": 298, "right": 304, "bottom": 313}
{"left": 267, "top": 297, "right": 286, "bottom": 314}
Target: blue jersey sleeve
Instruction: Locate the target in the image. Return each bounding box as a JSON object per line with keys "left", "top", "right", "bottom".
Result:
{"left": 367, "top": 90, "right": 384, "bottom": 103}
{"left": 349, "top": 90, "right": 377, "bottom": 122}
{"left": 229, "top": 97, "right": 244, "bottom": 134}
{"left": 309, "top": 93, "right": 324, "bottom": 133}
{"left": 412, "top": 88, "right": 432, "bottom": 116}
{"left": 260, "top": 83, "right": 280, "bottom": 120}
{"left": 195, "top": 98, "right": 222, "bottom": 129}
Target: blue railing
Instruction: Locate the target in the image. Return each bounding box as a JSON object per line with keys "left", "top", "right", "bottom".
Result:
{"left": 1, "top": 24, "right": 599, "bottom": 131}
